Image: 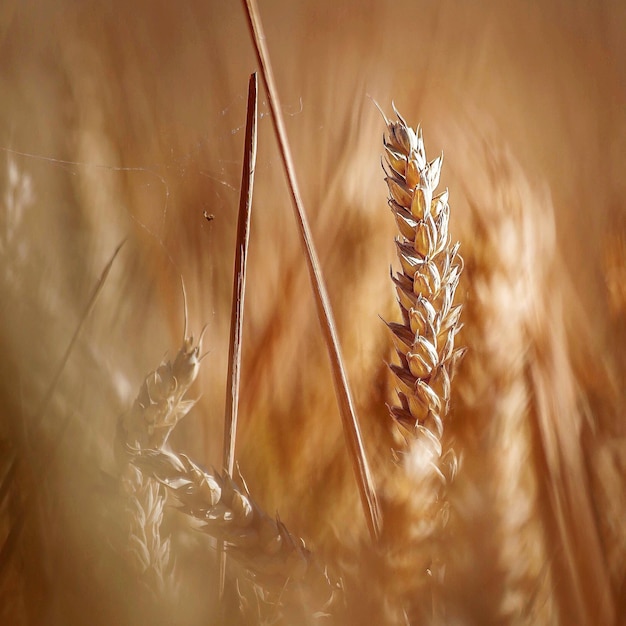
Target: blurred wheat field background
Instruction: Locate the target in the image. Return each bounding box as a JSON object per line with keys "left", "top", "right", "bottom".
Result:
{"left": 0, "top": 0, "right": 625, "bottom": 624}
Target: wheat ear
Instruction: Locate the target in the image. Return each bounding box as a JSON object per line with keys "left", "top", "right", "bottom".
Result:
{"left": 448, "top": 146, "right": 559, "bottom": 624}
{"left": 117, "top": 303, "right": 203, "bottom": 452}
{"left": 383, "top": 107, "right": 464, "bottom": 441}
{"left": 116, "top": 307, "right": 204, "bottom": 594}
{"left": 132, "top": 448, "right": 338, "bottom": 613}
{"left": 375, "top": 109, "right": 464, "bottom": 623}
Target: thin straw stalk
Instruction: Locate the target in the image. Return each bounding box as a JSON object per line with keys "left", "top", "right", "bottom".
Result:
{"left": 241, "top": 0, "right": 381, "bottom": 542}
{"left": 219, "top": 71, "right": 258, "bottom": 602}
{"left": 222, "top": 71, "right": 257, "bottom": 482}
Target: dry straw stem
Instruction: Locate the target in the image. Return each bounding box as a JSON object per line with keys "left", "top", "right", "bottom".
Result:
{"left": 33, "top": 238, "right": 126, "bottom": 429}
{"left": 222, "top": 72, "right": 257, "bottom": 483}
{"left": 133, "top": 447, "right": 338, "bottom": 613}
{"left": 219, "top": 71, "right": 258, "bottom": 602}
{"left": 241, "top": 0, "right": 382, "bottom": 542}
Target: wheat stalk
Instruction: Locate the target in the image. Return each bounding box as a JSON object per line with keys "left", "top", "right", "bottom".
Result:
{"left": 219, "top": 71, "right": 258, "bottom": 603}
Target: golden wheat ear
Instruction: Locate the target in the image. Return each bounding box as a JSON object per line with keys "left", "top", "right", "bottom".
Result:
{"left": 382, "top": 109, "right": 464, "bottom": 448}
{"left": 363, "top": 109, "right": 466, "bottom": 624}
